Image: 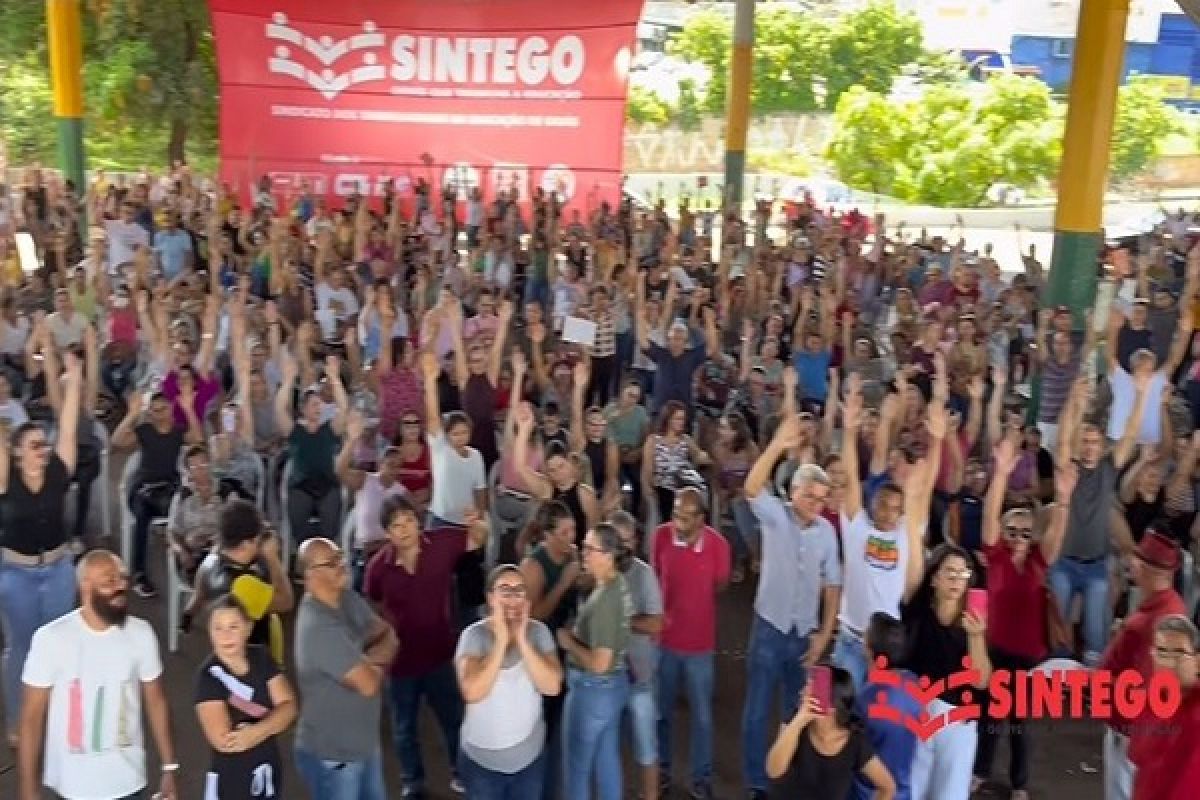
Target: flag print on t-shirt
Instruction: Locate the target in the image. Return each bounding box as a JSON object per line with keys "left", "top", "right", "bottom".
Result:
{"left": 864, "top": 534, "right": 900, "bottom": 570}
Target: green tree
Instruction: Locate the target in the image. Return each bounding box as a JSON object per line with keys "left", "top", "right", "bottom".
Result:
{"left": 1110, "top": 81, "right": 1182, "bottom": 184}
{"left": 0, "top": 54, "right": 57, "bottom": 165}
{"left": 626, "top": 85, "right": 674, "bottom": 127}
{"left": 676, "top": 78, "right": 703, "bottom": 131}
{"left": 823, "top": 1, "right": 925, "bottom": 106}
{"left": 827, "top": 76, "right": 1063, "bottom": 206}
{"left": 668, "top": 9, "right": 731, "bottom": 114}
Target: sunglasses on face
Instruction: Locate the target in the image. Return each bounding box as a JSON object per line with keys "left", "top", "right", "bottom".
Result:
{"left": 941, "top": 568, "right": 973, "bottom": 581}
{"left": 1004, "top": 525, "right": 1034, "bottom": 541}
{"left": 493, "top": 585, "right": 528, "bottom": 598}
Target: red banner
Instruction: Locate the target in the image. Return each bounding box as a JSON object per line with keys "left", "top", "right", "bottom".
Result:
{"left": 209, "top": 0, "right": 645, "bottom": 212}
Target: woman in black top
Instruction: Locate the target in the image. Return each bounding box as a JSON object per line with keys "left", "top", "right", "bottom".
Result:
{"left": 766, "top": 668, "right": 896, "bottom": 799}
{"left": 901, "top": 544, "right": 992, "bottom": 800}
{"left": 0, "top": 341, "right": 82, "bottom": 748}
{"left": 195, "top": 594, "right": 296, "bottom": 800}
{"left": 112, "top": 388, "right": 200, "bottom": 597}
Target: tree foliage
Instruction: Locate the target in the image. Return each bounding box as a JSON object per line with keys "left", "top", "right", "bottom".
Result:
{"left": 669, "top": 1, "right": 931, "bottom": 114}
{"left": 0, "top": 0, "right": 217, "bottom": 171}
{"left": 827, "top": 75, "right": 1064, "bottom": 206}
{"left": 1109, "top": 81, "right": 1183, "bottom": 184}
{"left": 627, "top": 84, "right": 674, "bottom": 127}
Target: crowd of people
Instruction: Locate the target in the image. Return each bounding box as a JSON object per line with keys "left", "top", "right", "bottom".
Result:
{"left": 0, "top": 165, "right": 1197, "bottom": 800}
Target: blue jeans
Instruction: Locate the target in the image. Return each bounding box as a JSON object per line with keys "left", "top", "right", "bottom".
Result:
{"left": 657, "top": 648, "right": 714, "bottom": 784}
{"left": 729, "top": 497, "right": 761, "bottom": 564}
{"left": 741, "top": 615, "right": 809, "bottom": 792}
{"left": 832, "top": 627, "right": 869, "bottom": 692}
{"left": 1049, "top": 556, "right": 1110, "bottom": 665}
{"left": 389, "top": 664, "right": 463, "bottom": 792}
{"left": 0, "top": 556, "right": 76, "bottom": 736}
{"left": 458, "top": 748, "right": 546, "bottom": 799}
{"left": 294, "top": 745, "right": 386, "bottom": 800}
{"left": 562, "top": 668, "right": 629, "bottom": 800}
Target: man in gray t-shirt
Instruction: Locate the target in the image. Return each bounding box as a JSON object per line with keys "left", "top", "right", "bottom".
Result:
{"left": 612, "top": 511, "right": 665, "bottom": 800}
{"left": 293, "top": 537, "right": 397, "bottom": 799}
{"left": 455, "top": 565, "right": 563, "bottom": 794}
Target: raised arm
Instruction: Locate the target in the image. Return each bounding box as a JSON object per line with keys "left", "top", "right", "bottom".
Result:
{"left": 746, "top": 413, "right": 800, "bottom": 500}
{"left": 1040, "top": 462, "right": 1077, "bottom": 564}
{"left": 487, "top": 299, "right": 513, "bottom": 388}
{"left": 513, "top": 402, "right": 553, "bottom": 500}
{"left": 986, "top": 365, "right": 1008, "bottom": 448}
{"left": 420, "top": 349, "right": 444, "bottom": 438}
{"left": 325, "top": 355, "right": 350, "bottom": 437}
{"left": 53, "top": 351, "right": 83, "bottom": 475}
{"left": 1162, "top": 313, "right": 1195, "bottom": 378}
{"left": 982, "top": 436, "right": 1018, "bottom": 549}
{"left": 841, "top": 373, "right": 865, "bottom": 519}
{"left": 1112, "top": 372, "right": 1151, "bottom": 470}
{"left": 569, "top": 360, "right": 589, "bottom": 452}
{"left": 446, "top": 302, "right": 469, "bottom": 389}
{"left": 904, "top": 394, "right": 947, "bottom": 601}
{"left": 336, "top": 410, "right": 368, "bottom": 493}
{"left": 274, "top": 350, "right": 297, "bottom": 438}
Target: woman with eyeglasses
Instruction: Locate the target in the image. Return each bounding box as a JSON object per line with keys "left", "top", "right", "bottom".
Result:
{"left": 765, "top": 668, "right": 896, "bottom": 799}
{"left": 195, "top": 593, "right": 297, "bottom": 799}
{"left": 900, "top": 543, "right": 993, "bottom": 800}
{"left": 555, "top": 522, "right": 633, "bottom": 800}
{"left": 971, "top": 436, "right": 1074, "bottom": 800}
{"left": 456, "top": 565, "right": 564, "bottom": 798}
{"left": 0, "top": 345, "right": 82, "bottom": 750}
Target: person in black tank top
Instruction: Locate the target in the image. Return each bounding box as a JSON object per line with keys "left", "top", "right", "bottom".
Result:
{"left": 0, "top": 343, "right": 83, "bottom": 746}
{"left": 570, "top": 367, "right": 621, "bottom": 513}
{"left": 514, "top": 405, "right": 599, "bottom": 546}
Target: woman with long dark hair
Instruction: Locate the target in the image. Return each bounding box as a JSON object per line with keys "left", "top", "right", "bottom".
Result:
{"left": 902, "top": 544, "right": 993, "bottom": 800}
{"left": 712, "top": 410, "right": 760, "bottom": 583}
{"left": 642, "top": 400, "right": 709, "bottom": 521}
{"left": 765, "top": 667, "right": 897, "bottom": 798}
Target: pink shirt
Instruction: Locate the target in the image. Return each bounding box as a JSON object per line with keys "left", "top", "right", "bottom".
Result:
{"left": 651, "top": 523, "right": 730, "bottom": 653}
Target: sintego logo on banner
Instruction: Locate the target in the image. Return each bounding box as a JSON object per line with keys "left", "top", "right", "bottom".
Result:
{"left": 266, "top": 12, "right": 586, "bottom": 100}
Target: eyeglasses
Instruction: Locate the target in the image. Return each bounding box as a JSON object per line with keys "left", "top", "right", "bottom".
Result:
{"left": 401, "top": 419, "right": 421, "bottom": 426}
{"left": 941, "top": 568, "right": 973, "bottom": 581}
{"left": 1154, "top": 646, "right": 1196, "bottom": 663}
{"left": 1004, "top": 525, "right": 1034, "bottom": 541}
{"left": 581, "top": 543, "right": 609, "bottom": 556}
{"left": 493, "top": 585, "right": 528, "bottom": 598}
{"left": 308, "top": 555, "right": 346, "bottom": 572}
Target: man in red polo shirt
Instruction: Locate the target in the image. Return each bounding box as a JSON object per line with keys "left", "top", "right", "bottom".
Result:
{"left": 1130, "top": 614, "right": 1200, "bottom": 800}
{"left": 651, "top": 486, "right": 730, "bottom": 800}
{"left": 363, "top": 494, "right": 487, "bottom": 798}
{"left": 1098, "top": 531, "right": 1186, "bottom": 800}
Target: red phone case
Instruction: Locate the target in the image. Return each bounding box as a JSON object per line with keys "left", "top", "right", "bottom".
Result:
{"left": 967, "top": 588, "right": 988, "bottom": 621}
{"left": 810, "top": 666, "right": 832, "bottom": 715}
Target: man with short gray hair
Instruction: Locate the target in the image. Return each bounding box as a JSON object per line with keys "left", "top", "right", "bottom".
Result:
{"left": 739, "top": 415, "right": 841, "bottom": 800}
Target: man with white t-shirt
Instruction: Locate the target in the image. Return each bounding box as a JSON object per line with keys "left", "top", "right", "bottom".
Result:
{"left": 103, "top": 202, "right": 150, "bottom": 270}
{"left": 336, "top": 411, "right": 412, "bottom": 590}
{"left": 18, "top": 550, "right": 178, "bottom": 800}
{"left": 833, "top": 372, "right": 944, "bottom": 691}
{"left": 1104, "top": 305, "right": 1192, "bottom": 446}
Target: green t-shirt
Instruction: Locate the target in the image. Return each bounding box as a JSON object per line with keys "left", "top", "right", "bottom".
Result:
{"left": 569, "top": 574, "right": 632, "bottom": 675}
{"left": 603, "top": 404, "right": 649, "bottom": 451}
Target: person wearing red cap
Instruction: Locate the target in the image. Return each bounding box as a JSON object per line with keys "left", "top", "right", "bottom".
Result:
{"left": 1098, "top": 531, "right": 1187, "bottom": 800}
{"left": 1130, "top": 614, "right": 1200, "bottom": 800}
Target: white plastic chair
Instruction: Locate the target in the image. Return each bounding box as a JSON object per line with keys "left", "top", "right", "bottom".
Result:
{"left": 118, "top": 451, "right": 171, "bottom": 575}
{"left": 164, "top": 508, "right": 193, "bottom": 653}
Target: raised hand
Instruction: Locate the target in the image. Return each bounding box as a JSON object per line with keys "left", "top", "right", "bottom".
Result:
{"left": 1054, "top": 460, "right": 1078, "bottom": 500}
{"left": 420, "top": 350, "right": 441, "bottom": 382}
{"left": 573, "top": 360, "right": 590, "bottom": 387}
{"left": 345, "top": 409, "right": 366, "bottom": 442}
{"left": 772, "top": 413, "right": 803, "bottom": 450}
{"left": 993, "top": 436, "right": 1019, "bottom": 475}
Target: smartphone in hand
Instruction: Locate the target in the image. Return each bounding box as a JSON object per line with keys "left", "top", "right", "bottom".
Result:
{"left": 809, "top": 665, "right": 832, "bottom": 716}
{"left": 966, "top": 588, "right": 988, "bottom": 622}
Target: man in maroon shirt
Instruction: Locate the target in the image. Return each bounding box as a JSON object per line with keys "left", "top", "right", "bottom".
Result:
{"left": 1130, "top": 614, "right": 1200, "bottom": 800}
{"left": 364, "top": 495, "right": 487, "bottom": 798}
{"left": 650, "top": 487, "right": 731, "bottom": 799}
{"left": 1099, "top": 532, "right": 1186, "bottom": 800}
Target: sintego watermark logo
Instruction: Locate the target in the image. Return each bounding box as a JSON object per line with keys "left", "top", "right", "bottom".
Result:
{"left": 265, "top": 12, "right": 585, "bottom": 100}
{"left": 866, "top": 656, "right": 1183, "bottom": 741}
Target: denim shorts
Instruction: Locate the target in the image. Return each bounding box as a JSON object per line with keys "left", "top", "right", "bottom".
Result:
{"left": 625, "top": 682, "right": 657, "bottom": 766}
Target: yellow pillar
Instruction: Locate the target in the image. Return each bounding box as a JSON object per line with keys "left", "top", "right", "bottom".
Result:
{"left": 46, "top": 0, "right": 86, "bottom": 193}
{"left": 1046, "top": 0, "right": 1130, "bottom": 312}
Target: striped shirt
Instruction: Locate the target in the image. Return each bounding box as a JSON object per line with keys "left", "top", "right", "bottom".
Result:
{"left": 1039, "top": 353, "right": 1080, "bottom": 424}
{"left": 590, "top": 310, "right": 617, "bottom": 358}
